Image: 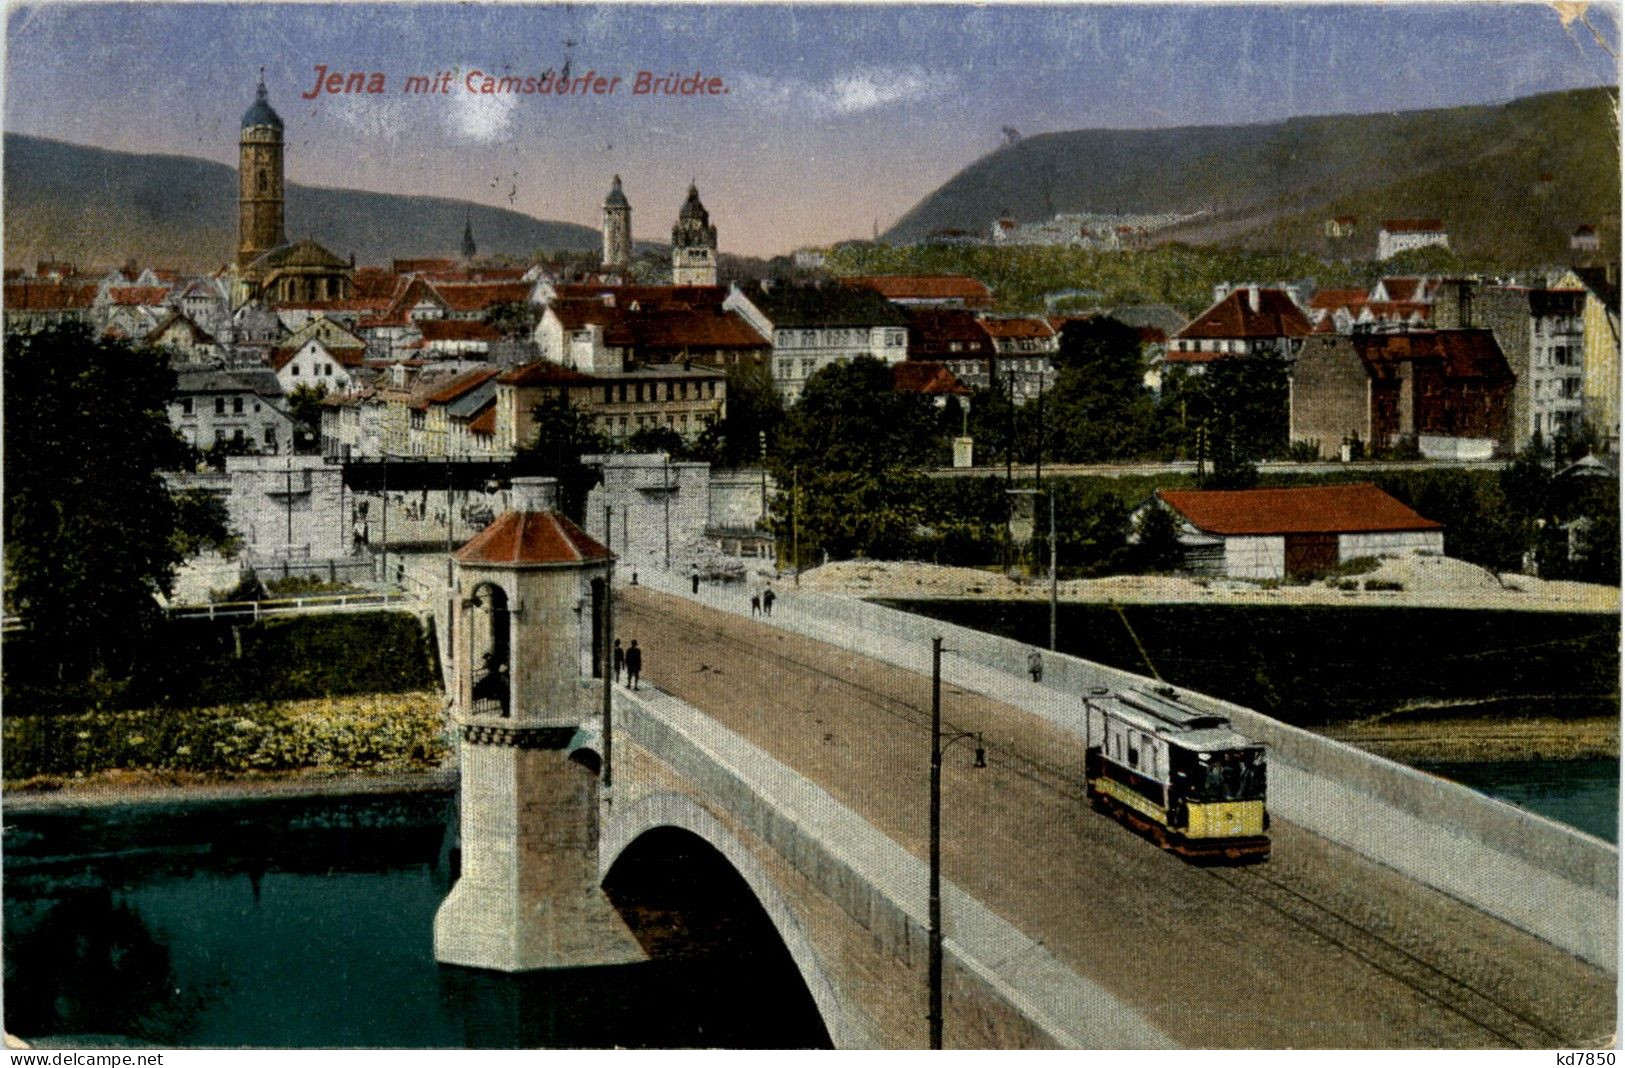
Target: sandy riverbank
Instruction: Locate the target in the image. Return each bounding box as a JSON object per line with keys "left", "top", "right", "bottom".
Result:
{"left": 2, "top": 765, "right": 457, "bottom": 811}
{"left": 792, "top": 552, "right": 1619, "bottom": 614}
{"left": 1316, "top": 715, "right": 1619, "bottom": 764}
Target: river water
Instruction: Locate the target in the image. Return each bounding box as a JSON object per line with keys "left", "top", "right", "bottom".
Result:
{"left": 2, "top": 792, "right": 830, "bottom": 1048}
{"left": 881, "top": 598, "right": 1619, "bottom": 841}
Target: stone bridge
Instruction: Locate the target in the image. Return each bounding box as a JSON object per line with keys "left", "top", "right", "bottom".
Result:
{"left": 421, "top": 480, "right": 1616, "bottom": 1049}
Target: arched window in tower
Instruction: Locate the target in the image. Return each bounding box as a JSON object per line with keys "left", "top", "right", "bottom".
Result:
{"left": 258, "top": 171, "right": 268, "bottom": 193}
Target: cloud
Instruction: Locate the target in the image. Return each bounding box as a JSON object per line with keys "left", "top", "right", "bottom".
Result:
{"left": 734, "top": 65, "right": 952, "bottom": 118}
{"left": 444, "top": 84, "right": 519, "bottom": 144}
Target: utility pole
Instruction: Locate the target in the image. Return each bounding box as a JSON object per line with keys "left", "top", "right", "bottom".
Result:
{"left": 380, "top": 460, "right": 389, "bottom": 587}
{"left": 791, "top": 465, "right": 800, "bottom": 585}
{"left": 1048, "top": 491, "right": 1058, "bottom": 652}
{"left": 602, "top": 551, "right": 614, "bottom": 791}
{"left": 284, "top": 453, "right": 294, "bottom": 560}
{"left": 662, "top": 453, "right": 671, "bottom": 571}
{"left": 928, "top": 636, "right": 945, "bottom": 1050}
{"left": 444, "top": 456, "right": 455, "bottom": 587}
{"left": 1035, "top": 370, "right": 1044, "bottom": 487}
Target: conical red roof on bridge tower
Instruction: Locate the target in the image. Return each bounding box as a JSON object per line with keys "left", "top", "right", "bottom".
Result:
{"left": 454, "top": 509, "right": 612, "bottom": 567}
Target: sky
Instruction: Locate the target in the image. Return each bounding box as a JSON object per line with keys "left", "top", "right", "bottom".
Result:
{"left": 4, "top": 2, "right": 1620, "bottom": 257}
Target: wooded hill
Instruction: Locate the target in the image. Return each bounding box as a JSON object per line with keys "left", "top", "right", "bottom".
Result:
{"left": 884, "top": 87, "right": 1620, "bottom": 266}
{"left": 3, "top": 134, "right": 603, "bottom": 270}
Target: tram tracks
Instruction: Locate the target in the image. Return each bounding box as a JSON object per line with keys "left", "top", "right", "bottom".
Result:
{"left": 620, "top": 594, "right": 1595, "bottom": 1048}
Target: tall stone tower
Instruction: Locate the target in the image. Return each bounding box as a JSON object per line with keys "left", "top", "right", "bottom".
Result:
{"left": 434, "top": 477, "right": 643, "bottom": 972}
{"left": 238, "top": 71, "right": 287, "bottom": 269}
{"left": 461, "top": 213, "right": 477, "bottom": 262}
{"left": 671, "top": 183, "right": 718, "bottom": 286}
{"left": 601, "top": 175, "right": 632, "bottom": 273}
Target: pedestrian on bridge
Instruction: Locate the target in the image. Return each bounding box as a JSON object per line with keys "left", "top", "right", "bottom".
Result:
{"left": 762, "top": 585, "right": 776, "bottom": 617}
{"left": 625, "top": 639, "right": 642, "bottom": 690}
{"left": 613, "top": 638, "right": 624, "bottom": 683}
{"left": 750, "top": 592, "right": 761, "bottom": 616}
{"left": 1028, "top": 649, "right": 1043, "bottom": 683}
{"left": 691, "top": 564, "right": 701, "bottom": 595}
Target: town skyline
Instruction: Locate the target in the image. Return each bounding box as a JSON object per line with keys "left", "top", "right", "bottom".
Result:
{"left": 5, "top": 2, "right": 1619, "bottom": 258}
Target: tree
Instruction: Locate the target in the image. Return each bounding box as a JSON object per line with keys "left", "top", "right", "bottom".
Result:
{"left": 483, "top": 301, "right": 539, "bottom": 340}
{"left": 1131, "top": 500, "right": 1185, "bottom": 572}
{"left": 1046, "top": 317, "right": 1157, "bottom": 462}
{"left": 4, "top": 324, "right": 195, "bottom": 680}
{"left": 625, "top": 425, "right": 687, "bottom": 459}
{"left": 512, "top": 391, "right": 607, "bottom": 524}
{"left": 695, "top": 361, "right": 785, "bottom": 468}
{"left": 770, "top": 357, "right": 943, "bottom": 562}
{"left": 285, "top": 383, "right": 328, "bottom": 454}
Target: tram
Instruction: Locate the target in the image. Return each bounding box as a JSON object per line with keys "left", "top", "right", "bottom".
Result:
{"left": 1082, "top": 686, "right": 1270, "bottom": 862}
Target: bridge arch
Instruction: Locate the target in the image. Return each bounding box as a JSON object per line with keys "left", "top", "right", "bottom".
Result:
{"left": 600, "top": 790, "right": 866, "bottom": 1049}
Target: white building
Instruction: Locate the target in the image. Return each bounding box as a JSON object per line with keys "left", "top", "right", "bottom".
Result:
{"left": 1376, "top": 219, "right": 1449, "bottom": 261}
{"left": 724, "top": 281, "right": 908, "bottom": 403}
{"left": 1133, "top": 483, "right": 1444, "bottom": 581}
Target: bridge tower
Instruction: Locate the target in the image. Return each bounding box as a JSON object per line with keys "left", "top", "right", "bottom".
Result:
{"left": 433, "top": 476, "right": 643, "bottom": 971}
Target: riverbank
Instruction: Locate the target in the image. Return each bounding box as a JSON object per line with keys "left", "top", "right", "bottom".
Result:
{"left": 2, "top": 765, "right": 457, "bottom": 812}
{"left": 1316, "top": 714, "right": 1619, "bottom": 764}
{"left": 795, "top": 553, "right": 1619, "bottom": 614}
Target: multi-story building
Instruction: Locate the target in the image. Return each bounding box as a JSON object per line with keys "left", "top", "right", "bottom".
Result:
{"left": 1166, "top": 286, "right": 1312, "bottom": 373}
{"left": 1436, "top": 281, "right": 1586, "bottom": 447}
{"left": 171, "top": 368, "right": 295, "bottom": 454}
{"left": 724, "top": 281, "right": 908, "bottom": 402}
{"left": 1552, "top": 266, "right": 1621, "bottom": 451}
{"left": 979, "top": 316, "right": 1059, "bottom": 402}
{"left": 495, "top": 360, "right": 727, "bottom": 453}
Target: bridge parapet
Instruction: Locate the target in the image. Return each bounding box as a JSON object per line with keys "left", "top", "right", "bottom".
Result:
{"left": 647, "top": 578, "right": 1617, "bottom": 974}
{"left": 602, "top": 685, "right": 1173, "bottom": 1049}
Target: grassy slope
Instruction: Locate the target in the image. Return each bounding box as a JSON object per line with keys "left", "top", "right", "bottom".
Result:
{"left": 885, "top": 87, "right": 1619, "bottom": 265}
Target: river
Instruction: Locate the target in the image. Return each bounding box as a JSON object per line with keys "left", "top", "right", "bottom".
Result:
{"left": 880, "top": 598, "right": 1619, "bottom": 841}
{"left": 2, "top": 792, "right": 830, "bottom": 1048}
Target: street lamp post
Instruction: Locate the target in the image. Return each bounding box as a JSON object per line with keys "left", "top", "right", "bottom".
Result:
{"left": 928, "top": 635, "right": 986, "bottom": 1049}
{"left": 1008, "top": 488, "right": 1058, "bottom": 651}
{"left": 663, "top": 453, "right": 672, "bottom": 571}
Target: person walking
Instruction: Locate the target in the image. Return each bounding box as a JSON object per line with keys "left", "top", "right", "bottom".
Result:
{"left": 690, "top": 563, "right": 701, "bottom": 595}
{"left": 612, "top": 638, "right": 624, "bottom": 684}
{"left": 762, "top": 585, "right": 776, "bottom": 617}
{"left": 1028, "top": 648, "right": 1043, "bottom": 683}
{"left": 625, "top": 639, "right": 642, "bottom": 691}
{"left": 750, "top": 591, "right": 761, "bottom": 616}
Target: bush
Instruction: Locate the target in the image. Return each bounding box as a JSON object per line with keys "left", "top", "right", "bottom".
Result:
{"left": 3, "top": 692, "right": 449, "bottom": 782}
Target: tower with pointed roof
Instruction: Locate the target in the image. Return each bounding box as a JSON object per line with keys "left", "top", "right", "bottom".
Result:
{"left": 461, "top": 213, "right": 478, "bottom": 262}
{"left": 601, "top": 175, "right": 632, "bottom": 272}
{"left": 671, "top": 182, "right": 718, "bottom": 285}
{"left": 433, "top": 477, "right": 643, "bottom": 972}
{"left": 238, "top": 71, "right": 286, "bottom": 270}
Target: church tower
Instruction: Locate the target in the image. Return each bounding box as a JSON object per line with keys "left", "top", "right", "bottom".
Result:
{"left": 238, "top": 71, "right": 287, "bottom": 269}
{"left": 671, "top": 183, "right": 718, "bottom": 286}
{"left": 601, "top": 175, "right": 632, "bottom": 272}
{"left": 462, "top": 213, "right": 478, "bottom": 262}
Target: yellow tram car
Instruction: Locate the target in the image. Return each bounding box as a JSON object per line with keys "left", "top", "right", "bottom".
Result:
{"left": 1082, "top": 686, "right": 1270, "bottom": 862}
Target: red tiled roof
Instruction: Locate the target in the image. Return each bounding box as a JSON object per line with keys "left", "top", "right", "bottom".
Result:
{"left": 1352, "top": 329, "right": 1511, "bottom": 379}
{"left": 455, "top": 509, "right": 611, "bottom": 566}
{"left": 1174, "top": 288, "right": 1312, "bottom": 341}
{"left": 1377, "top": 277, "right": 1426, "bottom": 302}
{"left": 844, "top": 275, "right": 993, "bottom": 303}
{"left": 107, "top": 285, "right": 171, "bottom": 306}
{"left": 352, "top": 268, "right": 402, "bottom": 299}
{"left": 549, "top": 284, "right": 726, "bottom": 311}
{"left": 905, "top": 306, "right": 992, "bottom": 349}
{"left": 1309, "top": 288, "right": 1368, "bottom": 311}
{"left": 893, "top": 360, "right": 971, "bottom": 396}
{"left": 393, "top": 258, "right": 458, "bottom": 274}
{"left": 978, "top": 317, "right": 1055, "bottom": 339}
{"left": 275, "top": 298, "right": 389, "bottom": 312}
{"left": 3, "top": 280, "right": 97, "bottom": 310}
{"left": 607, "top": 309, "right": 768, "bottom": 350}
{"left": 466, "top": 401, "right": 498, "bottom": 435}
{"left": 418, "top": 319, "right": 501, "bottom": 342}
{"left": 1382, "top": 218, "right": 1444, "bottom": 233}
{"left": 436, "top": 282, "right": 532, "bottom": 312}
{"left": 550, "top": 298, "right": 625, "bottom": 331}
{"left": 270, "top": 337, "right": 367, "bottom": 371}
{"left": 421, "top": 367, "right": 501, "bottom": 405}
{"left": 1157, "top": 483, "right": 1441, "bottom": 536}
{"left": 498, "top": 361, "right": 596, "bottom": 387}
